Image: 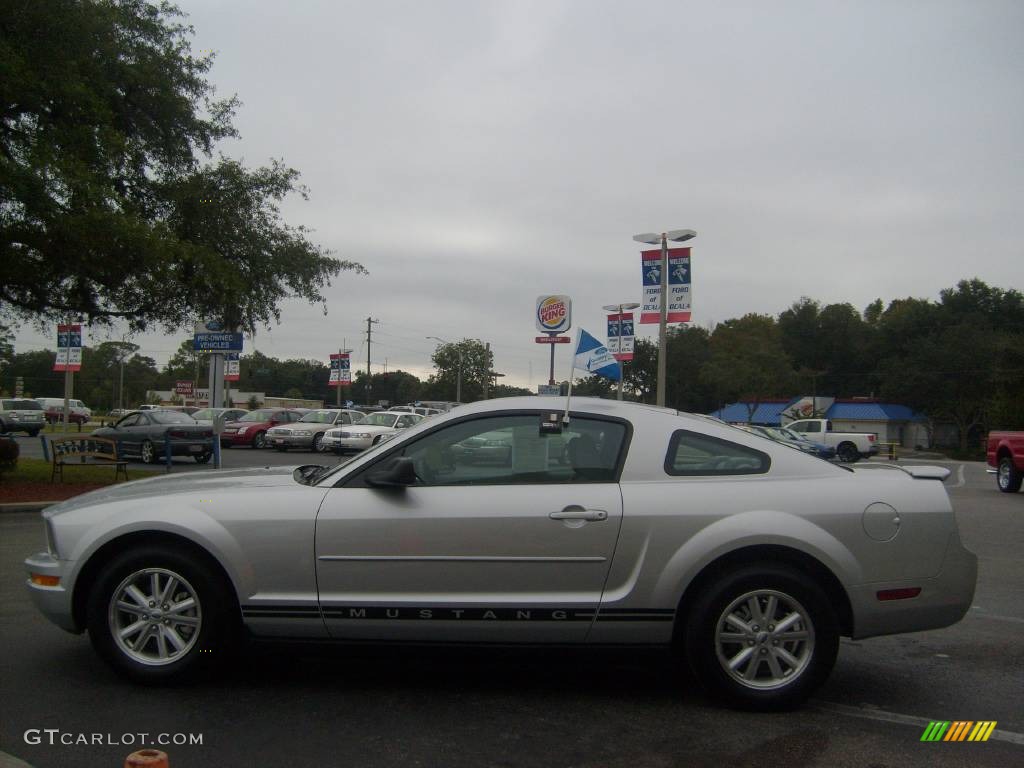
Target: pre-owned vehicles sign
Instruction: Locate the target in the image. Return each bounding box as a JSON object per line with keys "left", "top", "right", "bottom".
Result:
{"left": 194, "top": 320, "right": 243, "bottom": 352}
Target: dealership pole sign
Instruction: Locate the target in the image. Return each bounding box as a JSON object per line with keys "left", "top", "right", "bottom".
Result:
{"left": 53, "top": 323, "right": 83, "bottom": 372}
{"left": 329, "top": 353, "right": 351, "bottom": 387}
{"left": 640, "top": 247, "right": 691, "bottom": 324}
{"left": 606, "top": 312, "right": 635, "bottom": 361}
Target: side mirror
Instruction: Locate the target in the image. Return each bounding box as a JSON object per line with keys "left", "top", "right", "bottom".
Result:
{"left": 366, "top": 457, "right": 417, "bottom": 488}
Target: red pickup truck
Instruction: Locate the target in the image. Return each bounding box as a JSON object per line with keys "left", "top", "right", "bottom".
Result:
{"left": 987, "top": 431, "right": 1024, "bottom": 493}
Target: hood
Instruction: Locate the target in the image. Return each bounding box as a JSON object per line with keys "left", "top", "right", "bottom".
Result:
{"left": 42, "top": 465, "right": 303, "bottom": 518}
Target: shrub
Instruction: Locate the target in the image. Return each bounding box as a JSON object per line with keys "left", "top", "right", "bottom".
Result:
{"left": 0, "top": 437, "right": 19, "bottom": 479}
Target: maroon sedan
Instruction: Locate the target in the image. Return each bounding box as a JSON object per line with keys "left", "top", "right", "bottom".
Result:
{"left": 220, "top": 408, "right": 306, "bottom": 448}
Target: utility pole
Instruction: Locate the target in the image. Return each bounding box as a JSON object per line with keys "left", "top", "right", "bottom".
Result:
{"left": 482, "top": 342, "right": 491, "bottom": 399}
{"left": 365, "top": 317, "right": 379, "bottom": 405}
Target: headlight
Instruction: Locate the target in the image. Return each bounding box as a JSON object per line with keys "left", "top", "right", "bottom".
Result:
{"left": 294, "top": 430, "right": 311, "bottom": 436}
{"left": 45, "top": 518, "right": 58, "bottom": 558}
{"left": 237, "top": 426, "right": 249, "bottom": 435}
{"left": 351, "top": 432, "right": 371, "bottom": 439}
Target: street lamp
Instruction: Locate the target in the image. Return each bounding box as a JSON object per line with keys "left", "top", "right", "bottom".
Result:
{"left": 426, "top": 336, "right": 462, "bottom": 403}
{"left": 602, "top": 301, "right": 640, "bottom": 401}
{"left": 632, "top": 229, "right": 696, "bottom": 407}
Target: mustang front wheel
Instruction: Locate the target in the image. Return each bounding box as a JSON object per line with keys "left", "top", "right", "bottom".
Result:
{"left": 86, "top": 545, "right": 236, "bottom": 683}
{"left": 684, "top": 563, "right": 838, "bottom": 711}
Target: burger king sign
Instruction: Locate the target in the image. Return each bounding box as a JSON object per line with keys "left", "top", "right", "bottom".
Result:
{"left": 535, "top": 295, "right": 572, "bottom": 334}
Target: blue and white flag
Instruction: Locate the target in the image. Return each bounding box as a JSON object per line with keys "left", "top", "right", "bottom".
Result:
{"left": 574, "top": 329, "right": 622, "bottom": 381}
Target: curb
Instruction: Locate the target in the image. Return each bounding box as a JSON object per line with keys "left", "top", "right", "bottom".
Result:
{"left": 0, "top": 501, "right": 58, "bottom": 513}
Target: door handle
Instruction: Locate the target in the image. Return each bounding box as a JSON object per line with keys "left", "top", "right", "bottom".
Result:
{"left": 549, "top": 506, "right": 608, "bottom": 522}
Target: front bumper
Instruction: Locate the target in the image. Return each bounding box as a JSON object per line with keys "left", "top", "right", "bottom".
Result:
{"left": 847, "top": 531, "right": 978, "bottom": 639}
{"left": 24, "top": 551, "right": 80, "bottom": 633}
{"left": 322, "top": 435, "right": 372, "bottom": 452}
{"left": 270, "top": 433, "right": 316, "bottom": 449}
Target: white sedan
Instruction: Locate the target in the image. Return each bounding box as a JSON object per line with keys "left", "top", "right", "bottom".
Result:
{"left": 24, "top": 397, "right": 976, "bottom": 710}
{"left": 321, "top": 411, "right": 423, "bottom": 453}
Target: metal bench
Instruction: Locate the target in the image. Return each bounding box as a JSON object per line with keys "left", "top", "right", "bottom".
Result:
{"left": 50, "top": 436, "right": 128, "bottom": 483}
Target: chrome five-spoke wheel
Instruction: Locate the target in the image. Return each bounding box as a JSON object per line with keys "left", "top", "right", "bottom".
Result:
{"left": 684, "top": 563, "right": 838, "bottom": 710}
{"left": 714, "top": 589, "right": 814, "bottom": 690}
{"left": 108, "top": 567, "right": 202, "bottom": 666}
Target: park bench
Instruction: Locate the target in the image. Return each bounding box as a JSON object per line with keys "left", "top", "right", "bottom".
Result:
{"left": 50, "top": 436, "right": 128, "bottom": 483}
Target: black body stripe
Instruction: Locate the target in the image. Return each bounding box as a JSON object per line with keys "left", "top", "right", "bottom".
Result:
{"left": 242, "top": 605, "right": 675, "bottom": 622}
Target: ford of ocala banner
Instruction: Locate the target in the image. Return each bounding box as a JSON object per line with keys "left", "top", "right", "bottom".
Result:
{"left": 640, "top": 247, "right": 691, "bottom": 324}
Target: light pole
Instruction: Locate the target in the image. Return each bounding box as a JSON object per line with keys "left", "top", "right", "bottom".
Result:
{"left": 426, "top": 336, "right": 462, "bottom": 403}
{"left": 602, "top": 302, "right": 640, "bottom": 401}
{"left": 632, "top": 229, "right": 696, "bottom": 407}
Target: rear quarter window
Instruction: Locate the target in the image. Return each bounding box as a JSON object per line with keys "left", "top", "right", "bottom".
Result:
{"left": 666, "top": 430, "right": 770, "bottom": 476}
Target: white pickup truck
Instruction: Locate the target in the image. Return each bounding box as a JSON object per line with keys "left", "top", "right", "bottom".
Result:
{"left": 784, "top": 418, "right": 878, "bottom": 463}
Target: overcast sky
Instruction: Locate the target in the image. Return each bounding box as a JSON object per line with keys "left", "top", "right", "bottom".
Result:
{"left": 14, "top": 0, "right": 1024, "bottom": 391}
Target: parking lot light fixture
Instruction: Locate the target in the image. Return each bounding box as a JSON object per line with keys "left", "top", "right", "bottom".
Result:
{"left": 631, "top": 228, "right": 697, "bottom": 407}
{"left": 602, "top": 302, "right": 641, "bottom": 401}
{"left": 426, "top": 336, "right": 462, "bottom": 403}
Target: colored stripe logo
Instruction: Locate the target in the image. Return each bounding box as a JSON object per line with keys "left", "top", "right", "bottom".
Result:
{"left": 921, "top": 721, "right": 997, "bottom": 742}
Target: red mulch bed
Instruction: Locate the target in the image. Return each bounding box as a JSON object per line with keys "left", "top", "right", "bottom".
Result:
{"left": 0, "top": 481, "right": 110, "bottom": 504}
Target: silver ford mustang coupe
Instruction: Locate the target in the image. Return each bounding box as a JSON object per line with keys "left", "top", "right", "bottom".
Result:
{"left": 24, "top": 397, "right": 977, "bottom": 710}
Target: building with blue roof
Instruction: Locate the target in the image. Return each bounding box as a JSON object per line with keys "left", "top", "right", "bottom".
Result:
{"left": 709, "top": 397, "right": 929, "bottom": 448}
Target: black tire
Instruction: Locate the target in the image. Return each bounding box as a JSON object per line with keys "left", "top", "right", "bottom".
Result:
{"left": 997, "top": 455, "right": 1023, "bottom": 493}
{"left": 313, "top": 434, "right": 324, "bottom": 453}
{"left": 252, "top": 431, "right": 267, "bottom": 449}
{"left": 683, "top": 563, "right": 839, "bottom": 711}
{"left": 371, "top": 435, "right": 382, "bottom": 446}
{"left": 140, "top": 440, "right": 156, "bottom": 464}
{"left": 194, "top": 452, "right": 212, "bottom": 464}
{"left": 86, "top": 544, "right": 238, "bottom": 683}
{"left": 836, "top": 442, "right": 859, "bottom": 463}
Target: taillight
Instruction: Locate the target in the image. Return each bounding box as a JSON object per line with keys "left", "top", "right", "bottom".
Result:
{"left": 167, "top": 429, "right": 187, "bottom": 439}
{"left": 868, "top": 434, "right": 876, "bottom": 442}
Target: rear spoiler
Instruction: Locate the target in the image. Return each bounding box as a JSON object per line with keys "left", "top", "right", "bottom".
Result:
{"left": 855, "top": 464, "right": 951, "bottom": 481}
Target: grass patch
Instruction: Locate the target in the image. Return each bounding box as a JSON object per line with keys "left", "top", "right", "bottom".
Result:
{"left": 3, "top": 457, "right": 160, "bottom": 484}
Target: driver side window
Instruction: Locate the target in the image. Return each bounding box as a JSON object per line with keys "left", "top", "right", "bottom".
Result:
{"left": 396, "top": 414, "right": 626, "bottom": 487}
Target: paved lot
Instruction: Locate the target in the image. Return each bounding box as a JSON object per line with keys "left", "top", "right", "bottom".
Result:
{"left": 1, "top": 460, "right": 1021, "bottom": 768}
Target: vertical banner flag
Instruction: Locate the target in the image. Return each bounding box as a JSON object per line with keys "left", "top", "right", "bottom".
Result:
{"left": 640, "top": 247, "right": 692, "bottom": 324}
{"left": 224, "top": 352, "right": 240, "bottom": 382}
{"left": 606, "top": 312, "right": 636, "bottom": 362}
{"left": 329, "top": 353, "right": 351, "bottom": 387}
{"left": 53, "top": 324, "right": 83, "bottom": 372}
{"left": 573, "top": 329, "right": 622, "bottom": 381}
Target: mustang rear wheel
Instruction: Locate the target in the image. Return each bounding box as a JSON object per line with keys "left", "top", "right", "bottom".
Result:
{"left": 86, "top": 545, "right": 236, "bottom": 683}
{"left": 684, "top": 564, "right": 838, "bottom": 711}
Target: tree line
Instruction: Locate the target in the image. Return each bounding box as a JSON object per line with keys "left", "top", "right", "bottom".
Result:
{"left": 2, "top": 279, "right": 1020, "bottom": 450}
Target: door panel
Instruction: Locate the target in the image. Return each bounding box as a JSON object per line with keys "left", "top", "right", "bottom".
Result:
{"left": 315, "top": 483, "right": 622, "bottom": 641}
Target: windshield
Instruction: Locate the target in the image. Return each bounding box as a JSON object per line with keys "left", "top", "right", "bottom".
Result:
{"left": 238, "top": 409, "right": 276, "bottom": 422}
{"left": 191, "top": 409, "right": 219, "bottom": 420}
{"left": 2, "top": 399, "right": 42, "bottom": 410}
{"left": 364, "top": 413, "right": 398, "bottom": 427}
{"left": 151, "top": 412, "right": 197, "bottom": 424}
{"left": 300, "top": 411, "right": 337, "bottom": 424}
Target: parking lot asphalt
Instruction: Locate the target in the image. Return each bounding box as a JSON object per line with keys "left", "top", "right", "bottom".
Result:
{"left": 0, "top": 460, "right": 1020, "bottom": 768}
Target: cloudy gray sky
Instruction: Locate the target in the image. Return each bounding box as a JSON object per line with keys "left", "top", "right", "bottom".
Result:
{"left": 15, "top": 0, "right": 1024, "bottom": 390}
